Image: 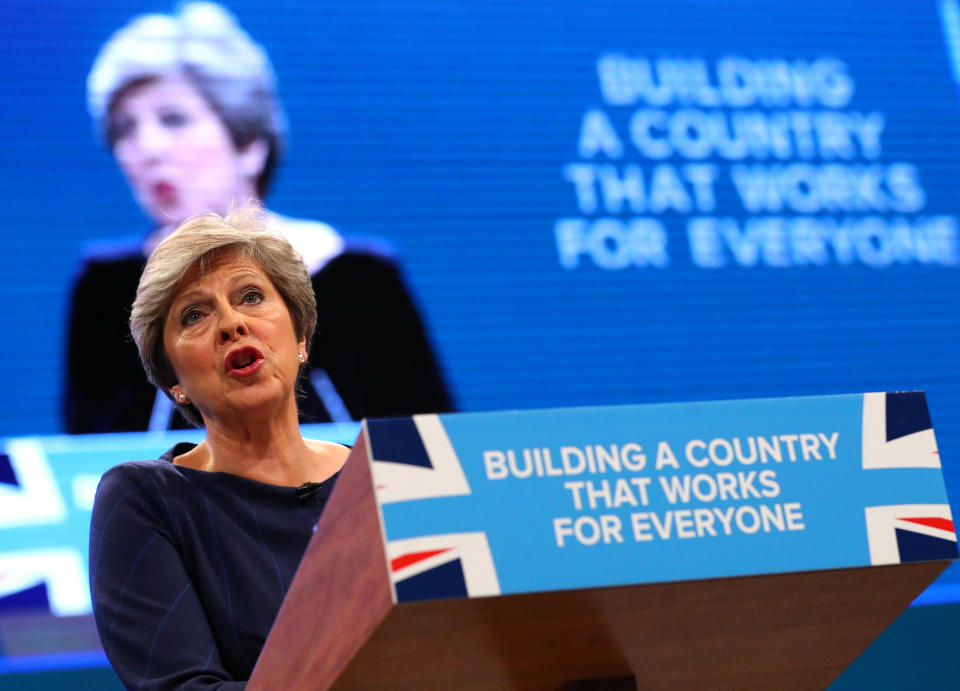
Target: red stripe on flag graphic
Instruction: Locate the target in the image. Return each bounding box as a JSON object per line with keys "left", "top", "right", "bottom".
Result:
{"left": 899, "top": 517, "right": 954, "bottom": 532}
{"left": 390, "top": 548, "right": 451, "bottom": 572}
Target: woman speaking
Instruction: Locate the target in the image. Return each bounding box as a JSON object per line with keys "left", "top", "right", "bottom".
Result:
{"left": 89, "top": 205, "right": 349, "bottom": 689}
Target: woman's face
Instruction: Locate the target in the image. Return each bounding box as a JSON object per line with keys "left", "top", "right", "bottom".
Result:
{"left": 162, "top": 247, "right": 305, "bottom": 424}
{"left": 111, "top": 74, "right": 265, "bottom": 227}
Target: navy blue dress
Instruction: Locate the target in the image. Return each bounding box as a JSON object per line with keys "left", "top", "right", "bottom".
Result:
{"left": 89, "top": 443, "right": 339, "bottom": 690}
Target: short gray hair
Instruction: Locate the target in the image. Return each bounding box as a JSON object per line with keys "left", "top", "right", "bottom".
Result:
{"left": 131, "top": 202, "right": 317, "bottom": 425}
{"left": 87, "top": 2, "right": 286, "bottom": 195}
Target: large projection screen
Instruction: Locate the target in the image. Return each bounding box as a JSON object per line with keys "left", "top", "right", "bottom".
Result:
{"left": 1, "top": 0, "right": 959, "bottom": 681}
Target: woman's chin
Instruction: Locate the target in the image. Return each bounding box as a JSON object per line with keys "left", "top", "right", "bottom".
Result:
{"left": 142, "top": 197, "right": 198, "bottom": 230}
{"left": 207, "top": 385, "right": 295, "bottom": 424}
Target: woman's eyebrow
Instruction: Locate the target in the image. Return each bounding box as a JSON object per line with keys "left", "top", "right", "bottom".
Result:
{"left": 227, "top": 271, "right": 267, "bottom": 286}
{"left": 170, "top": 288, "right": 210, "bottom": 311}
{"left": 169, "top": 271, "right": 265, "bottom": 311}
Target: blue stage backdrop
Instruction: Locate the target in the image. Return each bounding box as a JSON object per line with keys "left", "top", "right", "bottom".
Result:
{"left": 2, "top": 0, "right": 960, "bottom": 627}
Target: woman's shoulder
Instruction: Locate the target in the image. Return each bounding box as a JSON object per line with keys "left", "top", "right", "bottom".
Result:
{"left": 311, "top": 246, "right": 411, "bottom": 307}
{"left": 71, "top": 237, "right": 147, "bottom": 298}
{"left": 90, "top": 461, "right": 180, "bottom": 535}
{"left": 96, "top": 459, "right": 178, "bottom": 496}
{"left": 266, "top": 212, "right": 344, "bottom": 273}
{"left": 305, "top": 439, "right": 351, "bottom": 479}
{"left": 96, "top": 444, "right": 196, "bottom": 497}
{"left": 91, "top": 445, "right": 209, "bottom": 535}
{"left": 305, "top": 438, "right": 352, "bottom": 454}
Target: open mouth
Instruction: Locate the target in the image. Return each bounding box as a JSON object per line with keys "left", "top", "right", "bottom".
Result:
{"left": 225, "top": 346, "right": 264, "bottom": 375}
{"left": 153, "top": 181, "right": 178, "bottom": 203}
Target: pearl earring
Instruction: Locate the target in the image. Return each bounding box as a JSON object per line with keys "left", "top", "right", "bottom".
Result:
{"left": 177, "top": 391, "right": 188, "bottom": 404}
{"left": 297, "top": 352, "right": 305, "bottom": 364}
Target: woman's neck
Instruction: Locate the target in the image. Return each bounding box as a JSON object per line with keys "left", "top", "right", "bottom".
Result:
{"left": 183, "top": 401, "right": 321, "bottom": 486}
{"left": 143, "top": 191, "right": 263, "bottom": 254}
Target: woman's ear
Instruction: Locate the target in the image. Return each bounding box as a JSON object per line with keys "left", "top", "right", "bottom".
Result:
{"left": 238, "top": 138, "right": 269, "bottom": 179}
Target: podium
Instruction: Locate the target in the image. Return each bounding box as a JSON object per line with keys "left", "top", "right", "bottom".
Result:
{"left": 249, "top": 392, "right": 957, "bottom": 688}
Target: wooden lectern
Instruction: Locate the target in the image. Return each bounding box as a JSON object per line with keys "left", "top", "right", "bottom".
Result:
{"left": 249, "top": 393, "right": 957, "bottom": 689}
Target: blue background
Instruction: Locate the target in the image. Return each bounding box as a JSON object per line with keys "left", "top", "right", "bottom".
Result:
{"left": 2, "top": 0, "right": 960, "bottom": 685}
{"left": 3, "top": 0, "right": 960, "bottom": 446}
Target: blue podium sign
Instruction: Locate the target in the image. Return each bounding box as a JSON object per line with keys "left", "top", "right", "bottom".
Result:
{"left": 364, "top": 392, "right": 957, "bottom": 602}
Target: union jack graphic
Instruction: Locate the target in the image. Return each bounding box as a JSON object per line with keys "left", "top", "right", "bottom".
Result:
{"left": 0, "top": 440, "right": 91, "bottom": 616}
{"left": 861, "top": 391, "right": 940, "bottom": 469}
{"left": 387, "top": 533, "right": 500, "bottom": 602}
{"left": 861, "top": 392, "right": 958, "bottom": 564}
{"left": 365, "top": 415, "right": 501, "bottom": 601}
{"left": 367, "top": 415, "right": 471, "bottom": 505}
{"left": 865, "top": 504, "right": 957, "bottom": 566}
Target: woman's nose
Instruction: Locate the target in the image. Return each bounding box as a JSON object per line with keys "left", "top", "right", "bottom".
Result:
{"left": 127, "top": 118, "right": 172, "bottom": 161}
{"left": 218, "top": 311, "right": 249, "bottom": 343}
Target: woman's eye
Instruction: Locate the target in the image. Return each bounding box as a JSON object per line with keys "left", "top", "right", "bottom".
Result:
{"left": 110, "top": 115, "right": 135, "bottom": 141}
{"left": 241, "top": 289, "right": 264, "bottom": 305}
{"left": 181, "top": 309, "right": 203, "bottom": 326}
{"left": 160, "top": 111, "right": 188, "bottom": 128}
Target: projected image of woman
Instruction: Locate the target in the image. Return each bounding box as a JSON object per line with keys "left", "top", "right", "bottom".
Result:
{"left": 66, "top": 1, "right": 453, "bottom": 432}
